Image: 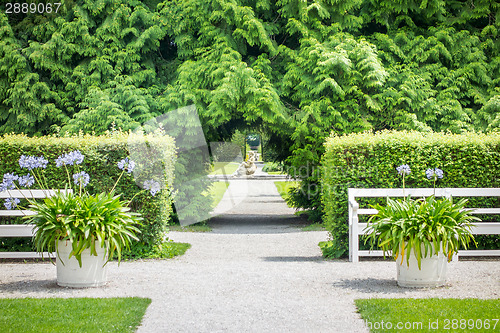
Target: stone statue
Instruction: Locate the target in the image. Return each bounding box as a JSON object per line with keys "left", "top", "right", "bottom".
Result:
{"left": 233, "top": 151, "right": 257, "bottom": 177}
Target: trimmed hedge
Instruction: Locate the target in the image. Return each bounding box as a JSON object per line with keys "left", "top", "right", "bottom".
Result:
{"left": 320, "top": 131, "right": 500, "bottom": 258}
{"left": 0, "top": 132, "right": 176, "bottom": 253}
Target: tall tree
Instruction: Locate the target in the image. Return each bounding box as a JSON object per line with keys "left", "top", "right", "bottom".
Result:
{"left": 1, "top": 0, "right": 498, "bottom": 220}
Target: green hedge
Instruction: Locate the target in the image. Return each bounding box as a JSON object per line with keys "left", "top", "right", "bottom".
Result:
{"left": 0, "top": 132, "right": 176, "bottom": 253}
{"left": 320, "top": 130, "right": 500, "bottom": 258}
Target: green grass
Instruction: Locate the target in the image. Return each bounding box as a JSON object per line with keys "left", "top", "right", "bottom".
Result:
{"left": 267, "top": 171, "right": 286, "bottom": 175}
{"left": 208, "top": 181, "right": 230, "bottom": 208}
{"left": 209, "top": 162, "right": 240, "bottom": 175}
{"left": 301, "top": 222, "right": 325, "bottom": 231}
{"left": 122, "top": 241, "right": 190, "bottom": 260}
{"left": 144, "top": 241, "right": 191, "bottom": 259}
{"left": 356, "top": 298, "right": 500, "bottom": 333}
{"left": 274, "top": 181, "right": 299, "bottom": 202}
{"left": 0, "top": 297, "right": 151, "bottom": 333}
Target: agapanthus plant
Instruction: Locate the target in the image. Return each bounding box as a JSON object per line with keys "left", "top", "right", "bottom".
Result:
{"left": 426, "top": 168, "right": 444, "bottom": 195}
{"left": 396, "top": 164, "right": 411, "bottom": 197}
{"left": 0, "top": 151, "right": 163, "bottom": 266}
{"left": 1, "top": 151, "right": 161, "bottom": 209}
{"left": 365, "top": 165, "right": 478, "bottom": 269}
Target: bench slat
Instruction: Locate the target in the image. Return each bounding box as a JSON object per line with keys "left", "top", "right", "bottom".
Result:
{"left": 358, "top": 250, "right": 387, "bottom": 257}
{"left": 349, "top": 187, "right": 500, "bottom": 198}
{"left": 359, "top": 222, "right": 500, "bottom": 235}
{"left": 0, "top": 189, "right": 71, "bottom": 199}
{"left": 357, "top": 208, "right": 500, "bottom": 215}
{"left": 357, "top": 250, "right": 500, "bottom": 258}
{"left": 470, "top": 222, "right": 500, "bottom": 235}
{"left": 456, "top": 250, "right": 500, "bottom": 256}
{"left": 0, "top": 252, "right": 54, "bottom": 259}
{"left": 0, "top": 210, "right": 36, "bottom": 217}
{"left": 0, "top": 225, "right": 35, "bottom": 237}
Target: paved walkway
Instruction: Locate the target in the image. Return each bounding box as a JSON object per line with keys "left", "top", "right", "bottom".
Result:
{"left": 0, "top": 176, "right": 499, "bottom": 332}
{"left": 211, "top": 178, "right": 296, "bottom": 216}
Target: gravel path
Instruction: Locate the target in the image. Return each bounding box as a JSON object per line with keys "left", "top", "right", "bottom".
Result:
{"left": 1, "top": 179, "right": 499, "bottom": 332}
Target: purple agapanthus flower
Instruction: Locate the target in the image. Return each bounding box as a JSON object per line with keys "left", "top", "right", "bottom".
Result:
{"left": 117, "top": 158, "right": 135, "bottom": 173}
{"left": 143, "top": 180, "right": 161, "bottom": 196}
{"left": 0, "top": 173, "right": 18, "bottom": 191}
{"left": 426, "top": 168, "right": 444, "bottom": 180}
{"left": 55, "top": 150, "right": 84, "bottom": 167}
{"left": 73, "top": 171, "right": 90, "bottom": 188}
{"left": 2, "top": 173, "right": 18, "bottom": 184}
{"left": 4, "top": 197, "right": 20, "bottom": 210}
{"left": 18, "top": 174, "right": 35, "bottom": 188}
{"left": 396, "top": 164, "right": 411, "bottom": 175}
{"left": 0, "top": 183, "right": 10, "bottom": 192}
{"left": 19, "top": 155, "right": 48, "bottom": 170}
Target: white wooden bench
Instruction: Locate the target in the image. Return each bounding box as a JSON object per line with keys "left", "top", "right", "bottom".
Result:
{"left": 0, "top": 189, "right": 72, "bottom": 259}
{"left": 348, "top": 188, "right": 500, "bottom": 262}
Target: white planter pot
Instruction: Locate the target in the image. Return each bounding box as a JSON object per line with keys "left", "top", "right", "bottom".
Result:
{"left": 56, "top": 240, "right": 108, "bottom": 288}
{"left": 396, "top": 247, "right": 447, "bottom": 288}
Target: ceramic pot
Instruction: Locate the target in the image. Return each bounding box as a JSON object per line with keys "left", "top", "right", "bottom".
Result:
{"left": 396, "top": 245, "right": 447, "bottom": 288}
{"left": 56, "top": 240, "right": 108, "bottom": 288}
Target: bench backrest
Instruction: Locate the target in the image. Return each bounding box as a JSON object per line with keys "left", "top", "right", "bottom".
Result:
{"left": 0, "top": 189, "right": 71, "bottom": 217}
{"left": 0, "top": 189, "right": 72, "bottom": 258}
{"left": 348, "top": 188, "right": 500, "bottom": 262}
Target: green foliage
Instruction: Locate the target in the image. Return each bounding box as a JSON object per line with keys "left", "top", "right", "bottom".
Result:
{"left": 1, "top": 0, "right": 499, "bottom": 223}
{"left": 365, "top": 196, "right": 478, "bottom": 268}
{"left": 212, "top": 143, "right": 242, "bottom": 162}
{"left": 123, "top": 240, "right": 191, "bottom": 259}
{"left": 0, "top": 297, "right": 151, "bottom": 333}
{"left": 321, "top": 131, "right": 500, "bottom": 258}
{"left": 274, "top": 180, "right": 299, "bottom": 203}
{"left": 0, "top": 237, "right": 33, "bottom": 252}
{"left": 0, "top": 133, "right": 176, "bottom": 253}
{"left": 262, "top": 161, "right": 283, "bottom": 172}
{"left": 301, "top": 222, "right": 325, "bottom": 231}
{"left": 230, "top": 130, "right": 247, "bottom": 158}
{"left": 0, "top": 0, "right": 166, "bottom": 135}
{"left": 318, "top": 240, "right": 346, "bottom": 259}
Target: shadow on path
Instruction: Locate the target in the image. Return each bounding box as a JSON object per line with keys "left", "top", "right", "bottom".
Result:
{"left": 261, "top": 255, "right": 325, "bottom": 263}
{"left": 331, "top": 277, "right": 451, "bottom": 294}
{"left": 207, "top": 214, "right": 310, "bottom": 234}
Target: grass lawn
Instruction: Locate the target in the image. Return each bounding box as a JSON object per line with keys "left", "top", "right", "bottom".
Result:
{"left": 208, "top": 181, "right": 230, "bottom": 208}
{"left": 301, "top": 222, "right": 325, "bottom": 231}
{"left": 110, "top": 240, "right": 190, "bottom": 260}
{"left": 142, "top": 241, "right": 191, "bottom": 259}
{"left": 274, "top": 181, "right": 299, "bottom": 202}
{"left": 267, "top": 171, "right": 286, "bottom": 175}
{"left": 0, "top": 297, "right": 151, "bottom": 333}
{"left": 356, "top": 298, "right": 500, "bottom": 333}
{"left": 209, "top": 162, "right": 240, "bottom": 175}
